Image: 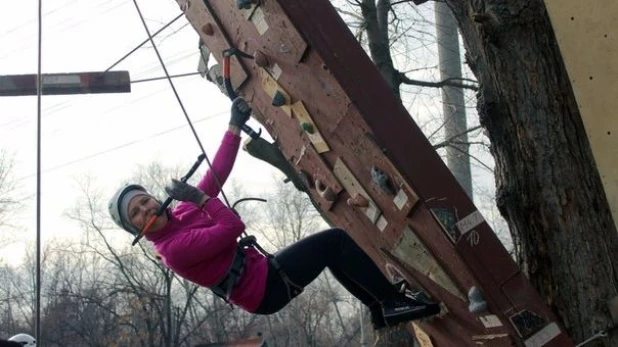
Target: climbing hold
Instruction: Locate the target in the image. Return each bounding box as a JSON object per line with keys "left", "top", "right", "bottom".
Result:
{"left": 468, "top": 286, "right": 488, "bottom": 314}
{"left": 315, "top": 179, "right": 336, "bottom": 201}
{"left": 178, "top": 0, "right": 190, "bottom": 12}
{"left": 201, "top": 23, "right": 214, "bottom": 36}
{"left": 272, "top": 90, "right": 287, "bottom": 106}
{"left": 347, "top": 193, "right": 369, "bottom": 208}
{"left": 254, "top": 50, "right": 270, "bottom": 68}
{"left": 371, "top": 166, "right": 394, "bottom": 195}
{"left": 236, "top": 0, "right": 255, "bottom": 10}
{"left": 300, "top": 121, "right": 315, "bottom": 134}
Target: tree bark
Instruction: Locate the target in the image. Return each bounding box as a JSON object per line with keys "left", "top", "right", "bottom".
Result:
{"left": 445, "top": 0, "right": 618, "bottom": 344}
{"left": 373, "top": 325, "right": 417, "bottom": 347}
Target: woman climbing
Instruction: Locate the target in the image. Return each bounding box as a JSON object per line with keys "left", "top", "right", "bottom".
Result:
{"left": 108, "top": 98, "right": 440, "bottom": 328}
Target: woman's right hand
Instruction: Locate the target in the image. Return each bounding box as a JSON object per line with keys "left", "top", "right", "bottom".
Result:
{"left": 229, "top": 97, "right": 252, "bottom": 128}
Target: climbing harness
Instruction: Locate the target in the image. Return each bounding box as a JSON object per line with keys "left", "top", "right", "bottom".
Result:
{"left": 210, "top": 233, "right": 304, "bottom": 304}
{"left": 210, "top": 238, "right": 248, "bottom": 301}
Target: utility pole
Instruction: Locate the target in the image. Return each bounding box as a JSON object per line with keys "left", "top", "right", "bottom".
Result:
{"left": 435, "top": 2, "right": 473, "bottom": 199}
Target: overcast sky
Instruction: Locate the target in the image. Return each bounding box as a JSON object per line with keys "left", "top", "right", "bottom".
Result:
{"left": 0, "top": 0, "right": 283, "bottom": 263}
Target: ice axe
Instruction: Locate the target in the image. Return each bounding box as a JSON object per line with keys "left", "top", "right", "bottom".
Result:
{"left": 221, "top": 47, "right": 262, "bottom": 140}
{"left": 131, "top": 153, "right": 206, "bottom": 246}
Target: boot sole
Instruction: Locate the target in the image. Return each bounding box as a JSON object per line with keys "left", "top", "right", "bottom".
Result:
{"left": 383, "top": 304, "right": 441, "bottom": 326}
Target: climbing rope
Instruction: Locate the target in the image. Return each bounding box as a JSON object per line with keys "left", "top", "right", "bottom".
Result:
{"left": 129, "top": 0, "right": 263, "bottom": 245}
{"left": 130, "top": 0, "right": 233, "bottom": 210}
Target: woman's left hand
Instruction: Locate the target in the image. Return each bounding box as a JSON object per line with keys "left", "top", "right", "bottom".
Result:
{"left": 165, "top": 179, "right": 210, "bottom": 206}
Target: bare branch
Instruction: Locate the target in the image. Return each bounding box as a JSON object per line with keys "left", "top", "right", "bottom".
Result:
{"left": 432, "top": 125, "right": 483, "bottom": 149}
{"left": 399, "top": 73, "right": 479, "bottom": 91}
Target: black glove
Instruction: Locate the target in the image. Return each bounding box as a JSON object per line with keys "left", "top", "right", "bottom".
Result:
{"left": 229, "top": 97, "right": 252, "bottom": 128}
{"left": 165, "top": 179, "right": 209, "bottom": 205}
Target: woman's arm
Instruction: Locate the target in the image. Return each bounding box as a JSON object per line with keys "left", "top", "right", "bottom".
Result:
{"left": 196, "top": 129, "right": 241, "bottom": 197}
{"left": 196, "top": 97, "right": 250, "bottom": 197}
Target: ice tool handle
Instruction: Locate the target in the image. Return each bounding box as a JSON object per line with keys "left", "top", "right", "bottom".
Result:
{"left": 131, "top": 153, "right": 206, "bottom": 246}
{"left": 222, "top": 48, "right": 260, "bottom": 140}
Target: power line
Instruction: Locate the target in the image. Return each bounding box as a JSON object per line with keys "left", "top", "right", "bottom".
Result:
{"left": 0, "top": 0, "right": 80, "bottom": 39}
{"left": 0, "top": 0, "right": 130, "bottom": 61}
{"left": 16, "top": 110, "right": 228, "bottom": 181}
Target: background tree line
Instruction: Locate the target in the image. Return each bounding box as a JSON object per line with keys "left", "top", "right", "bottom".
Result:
{"left": 0, "top": 162, "right": 372, "bottom": 346}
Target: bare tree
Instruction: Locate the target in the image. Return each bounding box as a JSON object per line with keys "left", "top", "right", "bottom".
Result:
{"left": 0, "top": 149, "right": 22, "bottom": 248}
{"left": 0, "top": 150, "right": 19, "bottom": 225}
{"left": 2, "top": 166, "right": 368, "bottom": 346}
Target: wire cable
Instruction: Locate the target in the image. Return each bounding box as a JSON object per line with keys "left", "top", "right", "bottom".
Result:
{"left": 131, "top": 0, "right": 233, "bottom": 209}
{"left": 35, "top": 0, "right": 43, "bottom": 343}
{"left": 131, "top": 71, "right": 201, "bottom": 84}
{"left": 105, "top": 12, "right": 185, "bottom": 72}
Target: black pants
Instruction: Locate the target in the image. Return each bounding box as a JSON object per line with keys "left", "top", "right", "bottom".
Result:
{"left": 254, "top": 228, "right": 399, "bottom": 315}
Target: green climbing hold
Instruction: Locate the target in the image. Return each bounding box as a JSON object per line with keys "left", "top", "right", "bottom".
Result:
{"left": 300, "top": 121, "right": 315, "bottom": 134}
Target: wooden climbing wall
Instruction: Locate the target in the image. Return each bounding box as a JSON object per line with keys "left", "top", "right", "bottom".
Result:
{"left": 178, "top": 0, "right": 574, "bottom": 345}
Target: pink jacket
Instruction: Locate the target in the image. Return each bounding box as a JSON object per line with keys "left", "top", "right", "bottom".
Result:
{"left": 145, "top": 131, "right": 269, "bottom": 312}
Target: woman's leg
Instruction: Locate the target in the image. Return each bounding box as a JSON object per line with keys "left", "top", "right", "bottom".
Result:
{"left": 253, "top": 261, "right": 292, "bottom": 314}
{"left": 254, "top": 227, "right": 440, "bottom": 324}
{"left": 254, "top": 228, "right": 379, "bottom": 314}
{"left": 261, "top": 228, "right": 400, "bottom": 308}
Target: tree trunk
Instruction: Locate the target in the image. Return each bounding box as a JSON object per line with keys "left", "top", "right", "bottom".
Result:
{"left": 445, "top": 0, "right": 618, "bottom": 344}
{"left": 361, "top": 0, "right": 402, "bottom": 99}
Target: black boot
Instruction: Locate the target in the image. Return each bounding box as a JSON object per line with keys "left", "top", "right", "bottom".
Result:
{"left": 381, "top": 294, "right": 440, "bottom": 326}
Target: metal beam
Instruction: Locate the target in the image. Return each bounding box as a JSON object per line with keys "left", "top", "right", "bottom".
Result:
{"left": 0, "top": 71, "right": 131, "bottom": 97}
